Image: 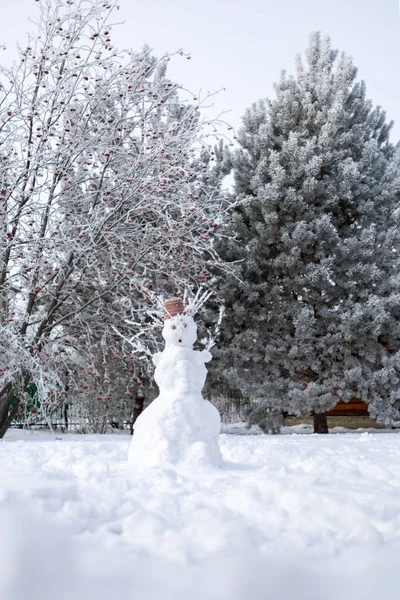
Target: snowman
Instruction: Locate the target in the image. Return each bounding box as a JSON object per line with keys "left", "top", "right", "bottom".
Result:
{"left": 128, "top": 298, "right": 221, "bottom": 468}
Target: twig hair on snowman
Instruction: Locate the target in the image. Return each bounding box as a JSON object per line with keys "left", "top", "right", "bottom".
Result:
{"left": 152, "top": 293, "right": 213, "bottom": 367}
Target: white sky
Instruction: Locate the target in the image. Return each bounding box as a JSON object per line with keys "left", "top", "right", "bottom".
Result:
{"left": 1, "top": 0, "right": 400, "bottom": 139}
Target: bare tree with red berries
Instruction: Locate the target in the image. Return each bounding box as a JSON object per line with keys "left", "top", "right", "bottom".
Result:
{"left": 0, "top": 0, "right": 232, "bottom": 436}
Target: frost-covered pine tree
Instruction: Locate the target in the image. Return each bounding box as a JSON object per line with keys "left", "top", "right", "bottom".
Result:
{"left": 214, "top": 33, "right": 400, "bottom": 433}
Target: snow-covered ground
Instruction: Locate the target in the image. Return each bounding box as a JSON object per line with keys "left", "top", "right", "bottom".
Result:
{"left": 1, "top": 425, "right": 400, "bottom": 600}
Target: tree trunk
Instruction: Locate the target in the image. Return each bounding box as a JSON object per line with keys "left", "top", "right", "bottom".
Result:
{"left": 0, "top": 386, "right": 18, "bottom": 439}
{"left": 130, "top": 393, "right": 145, "bottom": 435}
{"left": 63, "top": 403, "right": 69, "bottom": 432}
{"left": 63, "top": 371, "right": 69, "bottom": 432}
{"left": 313, "top": 412, "right": 329, "bottom": 434}
{"left": 0, "top": 372, "right": 31, "bottom": 438}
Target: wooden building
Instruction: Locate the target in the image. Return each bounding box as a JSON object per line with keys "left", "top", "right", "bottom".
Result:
{"left": 327, "top": 398, "right": 370, "bottom": 417}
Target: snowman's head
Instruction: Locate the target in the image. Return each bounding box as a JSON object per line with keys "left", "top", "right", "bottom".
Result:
{"left": 162, "top": 314, "right": 197, "bottom": 348}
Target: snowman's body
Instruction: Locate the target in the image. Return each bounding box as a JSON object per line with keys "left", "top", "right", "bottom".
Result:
{"left": 128, "top": 314, "right": 221, "bottom": 468}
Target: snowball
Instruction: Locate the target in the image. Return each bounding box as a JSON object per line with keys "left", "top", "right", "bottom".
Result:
{"left": 162, "top": 314, "right": 197, "bottom": 348}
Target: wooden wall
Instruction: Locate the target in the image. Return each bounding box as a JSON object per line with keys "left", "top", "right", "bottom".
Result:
{"left": 327, "top": 398, "right": 369, "bottom": 417}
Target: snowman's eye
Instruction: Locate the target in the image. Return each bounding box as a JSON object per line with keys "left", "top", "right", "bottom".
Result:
{"left": 171, "top": 325, "right": 176, "bottom": 330}
{"left": 183, "top": 323, "right": 187, "bottom": 327}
